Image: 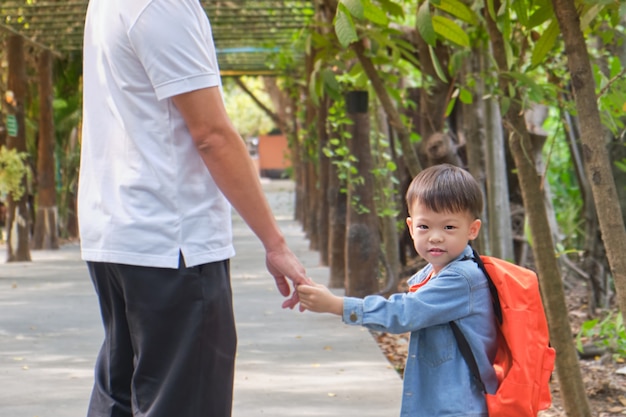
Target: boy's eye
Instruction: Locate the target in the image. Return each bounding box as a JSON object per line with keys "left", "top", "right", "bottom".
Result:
{"left": 444, "top": 225, "right": 456, "bottom": 230}
{"left": 416, "top": 225, "right": 428, "bottom": 230}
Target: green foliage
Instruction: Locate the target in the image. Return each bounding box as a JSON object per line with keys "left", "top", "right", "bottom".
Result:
{"left": 371, "top": 132, "right": 400, "bottom": 219}
{"left": 324, "top": 92, "right": 400, "bottom": 219}
{"left": 432, "top": 15, "right": 470, "bottom": 47}
{"left": 416, "top": 1, "right": 437, "bottom": 46}
{"left": 324, "top": 97, "right": 355, "bottom": 193}
{"left": 222, "top": 77, "right": 275, "bottom": 139}
{"left": 594, "top": 57, "right": 626, "bottom": 136}
{"left": 52, "top": 54, "right": 83, "bottom": 238}
{"left": 530, "top": 19, "right": 559, "bottom": 68}
{"left": 577, "top": 311, "right": 626, "bottom": 361}
{"left": 335, "top": 3, "right": 359, "bottom": 48}
{"left": 433, "top": 0, "right": 478, "bottom": 25}
{"left": 543, "top": 110, "right": 584, "bottom": 250}
{"left": 0, "top": 146, "right": 29, "bottom": 200}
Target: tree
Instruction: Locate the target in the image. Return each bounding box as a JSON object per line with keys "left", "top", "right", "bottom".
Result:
{"left": 32, "top": 49, "right": 59, "bottom": 250}
{"left": 552, "top": 0, "right": 626, "bottom": 328}
{"left": 344, "top": 90, "right": 380, "bottom": 297}
{"left": 5, "top": 35, "right": 31, "bottom": 262}
{"left": 482, "top": 1, "right": 600, "bottom": 415}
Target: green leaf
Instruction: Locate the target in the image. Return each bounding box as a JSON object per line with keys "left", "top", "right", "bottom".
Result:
{"left": 377, "top": 0, "right": 405, "bottom": 18}
{"left": 433, "top": 0, "right": 478, "bottom": 25}
{"left": 505, "top": 71, "right": 545, "bottom": 102}
{"left": 500, "top": 96, "right": 511, "bottom": 116}
{"left": 335, "top": 7, "right": 359, "bottom": 48}
{"left": 581, "top": 318, "right": 600, "bottom": 333}
{"left": 321, "top": 68, "right": 341, "bottom": 101}
{"left": 429, "top": 45, "right": 448, "bottom": 82}
{"left": 410, "top": 132, "right": 422, "bottom": 143}
{"left": 503, "top": 37, "right": 514, "bottom": 70}
{"left": 364, "top": 2, "right": 389, "bottom": 26}
{"left": 448, "top": 49, "right": 469, "bottom": 77}
{"left": 309, "top": 72, "right": 320, "bottom": 105}
{"left": 445, "top": 96, "right": 456, "bottom": 117}
{"left": 459, "top": 88, "right": 473, "bottom": 104}
{"left": 511, "top": 0, "right": 528, "bottom": 26}
{"left": 340, "top": 0, "right": 365, "bottom": 20}
{"left": 486, "top": 0, "right": 497, "bottom": 22}
{"left": 417, "top": 1, "right": 437, "bottom": 46}
{"left": 580, "top": 3, "right": 604, "bottom": 31}
{"left": 432, "top": 15, "right": 470, "bottom": 47}
{"left": 614, "top": 159, "right": 626, "bottom": 173}
{"left": 53, "top": 98, "right": 68, "bottom": 110}
{"left": 528, "top": 1, "right": 554, "bottom": 29}
{"left": 531, "top": 19, "right": 559, "bottom": 67}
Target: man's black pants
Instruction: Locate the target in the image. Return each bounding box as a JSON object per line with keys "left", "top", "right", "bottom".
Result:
{"left": 86, "top": 258, "right": 237, "bottom": 417}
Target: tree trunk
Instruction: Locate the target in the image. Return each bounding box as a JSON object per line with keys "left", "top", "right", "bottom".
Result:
{"left": 344, "top": 91, "right": 380, "bottom": 297}
{"left": 552, "top": 0, "right": 626, "bottom": 322}
{"left": 33, "top": 49, "right": 59, "bottom": 250}
{"left": 6, "top": 35, "right": 31, "bottom": 263}
{"left": 327, "top": 130, "right": 347, "bottom": 288}
{"left": 485, "top": 7, "right": 592, "bottom": 417}
{"left": 460, "top": 47, "right": 490, "bottom": 255}
{"left": 414, "top": 34, "right": 450, "bottom": 139}
{"left": 561, "top": 95, "right": 609, "bottom": 312}
{"left": 374, "top": 103, "right": 401, "bottom": 295}
{"left": 317, "top": 96, "right": 330, "bottom": 266}
{"left": 302, "top": 49, "right": 320, "bottom": 249}
{"left": 484, "top": 88, "right": 515, "bottom": 260}
{"left": 351, "top": 39, "right": 422, "bottom": 178}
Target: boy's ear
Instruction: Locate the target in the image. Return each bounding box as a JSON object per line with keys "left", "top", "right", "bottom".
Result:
{"left": 406, "top": 217, "right": 414, "bottom": 238}
{"left": 468, "top": 219, "right": 481, "bottom": 240}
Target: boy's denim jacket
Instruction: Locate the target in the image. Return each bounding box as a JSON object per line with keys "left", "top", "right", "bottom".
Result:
{"left": 342, "top": 245, "right": 498, "bottom": 417}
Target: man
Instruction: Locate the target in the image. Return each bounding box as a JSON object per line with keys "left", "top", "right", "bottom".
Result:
{"left": 78, "top": 1, "right": 310, "bottom": 416}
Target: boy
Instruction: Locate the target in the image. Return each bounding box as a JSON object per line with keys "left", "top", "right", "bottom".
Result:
{"left": 297, "top": 164, "right": 498, "bottom": 416}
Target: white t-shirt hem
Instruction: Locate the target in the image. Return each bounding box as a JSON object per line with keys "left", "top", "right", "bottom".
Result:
{"left": 81, "top": 246, "right": 236, "bottom": 268}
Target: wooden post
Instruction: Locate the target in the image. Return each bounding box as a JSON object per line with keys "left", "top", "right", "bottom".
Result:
{"left": 33, "top": 49, "right": 59, "bottom": 250}
{"left": 6, "top": 35, "right": 32, "bottom": 262}
{"left": 344, "top": 90, "right": 379, "bottom": 297}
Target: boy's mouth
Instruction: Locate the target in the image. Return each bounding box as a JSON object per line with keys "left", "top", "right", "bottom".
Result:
{"left": 429, "top": 248, "right": 446, "bottom": 254}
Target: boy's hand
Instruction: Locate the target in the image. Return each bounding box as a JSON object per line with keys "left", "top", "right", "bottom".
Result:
{"left": 297, "top": 283, "right": 343, "bottom": 316}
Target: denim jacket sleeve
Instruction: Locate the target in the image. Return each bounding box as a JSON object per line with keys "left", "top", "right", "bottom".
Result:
{"left": 342, "top": 246, "right": 486, "bottom": 335}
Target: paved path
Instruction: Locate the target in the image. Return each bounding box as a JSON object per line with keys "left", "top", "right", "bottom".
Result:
{"left": 0, "top": 179, "right": 402, "bottom": 417}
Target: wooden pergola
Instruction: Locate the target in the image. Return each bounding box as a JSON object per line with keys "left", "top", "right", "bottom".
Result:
{"left": 0, "top": 0, "right": 315, "bottom": 75}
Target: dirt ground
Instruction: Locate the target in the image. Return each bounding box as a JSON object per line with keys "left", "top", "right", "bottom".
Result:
{"left": 372, "top": 268, "right": 626, "bottom": 416}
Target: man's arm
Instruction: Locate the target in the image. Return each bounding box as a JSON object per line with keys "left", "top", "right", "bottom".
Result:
{"left": 172, "top": 86, "right": 309, "bottom": 308}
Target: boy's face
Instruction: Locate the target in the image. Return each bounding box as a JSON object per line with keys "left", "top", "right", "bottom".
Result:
{"left": 406, "top": 201, "right": 481, "bottom": 275}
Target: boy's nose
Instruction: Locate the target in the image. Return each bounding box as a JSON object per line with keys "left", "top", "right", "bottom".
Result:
{"left": 428, "top": 233, "right": 443, "bottom": 243}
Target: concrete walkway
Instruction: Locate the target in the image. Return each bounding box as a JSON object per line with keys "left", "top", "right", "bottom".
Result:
{"left": 0, "top": 179, "right": 402, "bottom": 417}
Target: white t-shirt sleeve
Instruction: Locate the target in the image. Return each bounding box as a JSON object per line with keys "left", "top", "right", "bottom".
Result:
{"left": 128, "top": 0, "right": 221, "bottom": 100}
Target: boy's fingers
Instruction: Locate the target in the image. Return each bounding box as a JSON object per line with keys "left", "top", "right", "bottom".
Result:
{"left": 296, "top": 284, "right": 314, "bottom": 294}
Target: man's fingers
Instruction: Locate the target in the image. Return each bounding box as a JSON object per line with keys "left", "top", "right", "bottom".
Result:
{"left": 281, "top": 291, "right": 300, "bottom": 309}
{"left": 274, "top": 276, "right": 291, "bottom": 297}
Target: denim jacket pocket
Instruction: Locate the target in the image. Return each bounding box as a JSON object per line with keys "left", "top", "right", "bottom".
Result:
{"left": 417, "top": 324, "right": 454, "bottom": 367}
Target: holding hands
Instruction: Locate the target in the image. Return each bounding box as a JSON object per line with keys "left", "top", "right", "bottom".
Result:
{"left": 297, "top": 282, "right": 344, "bottom": 316}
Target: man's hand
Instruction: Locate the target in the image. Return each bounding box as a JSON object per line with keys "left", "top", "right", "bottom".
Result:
{"left": 265, "top": 246, "right": 311, "bottom": 310}
{"left": 297, "top": 283, "right": 343, "bottom": 316}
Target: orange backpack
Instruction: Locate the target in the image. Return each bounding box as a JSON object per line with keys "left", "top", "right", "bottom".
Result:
{"left": 450, "top": 249, "right": 556, "bottom": 416}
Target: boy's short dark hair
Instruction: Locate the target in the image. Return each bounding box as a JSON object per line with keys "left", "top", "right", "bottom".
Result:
{"left": 406, "top": 164, "right": 483, "bottom": 219}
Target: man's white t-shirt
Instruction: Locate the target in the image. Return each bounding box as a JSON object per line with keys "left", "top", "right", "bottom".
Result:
{"left": 78, "top": 0, "right": 235, "bottom": 268}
